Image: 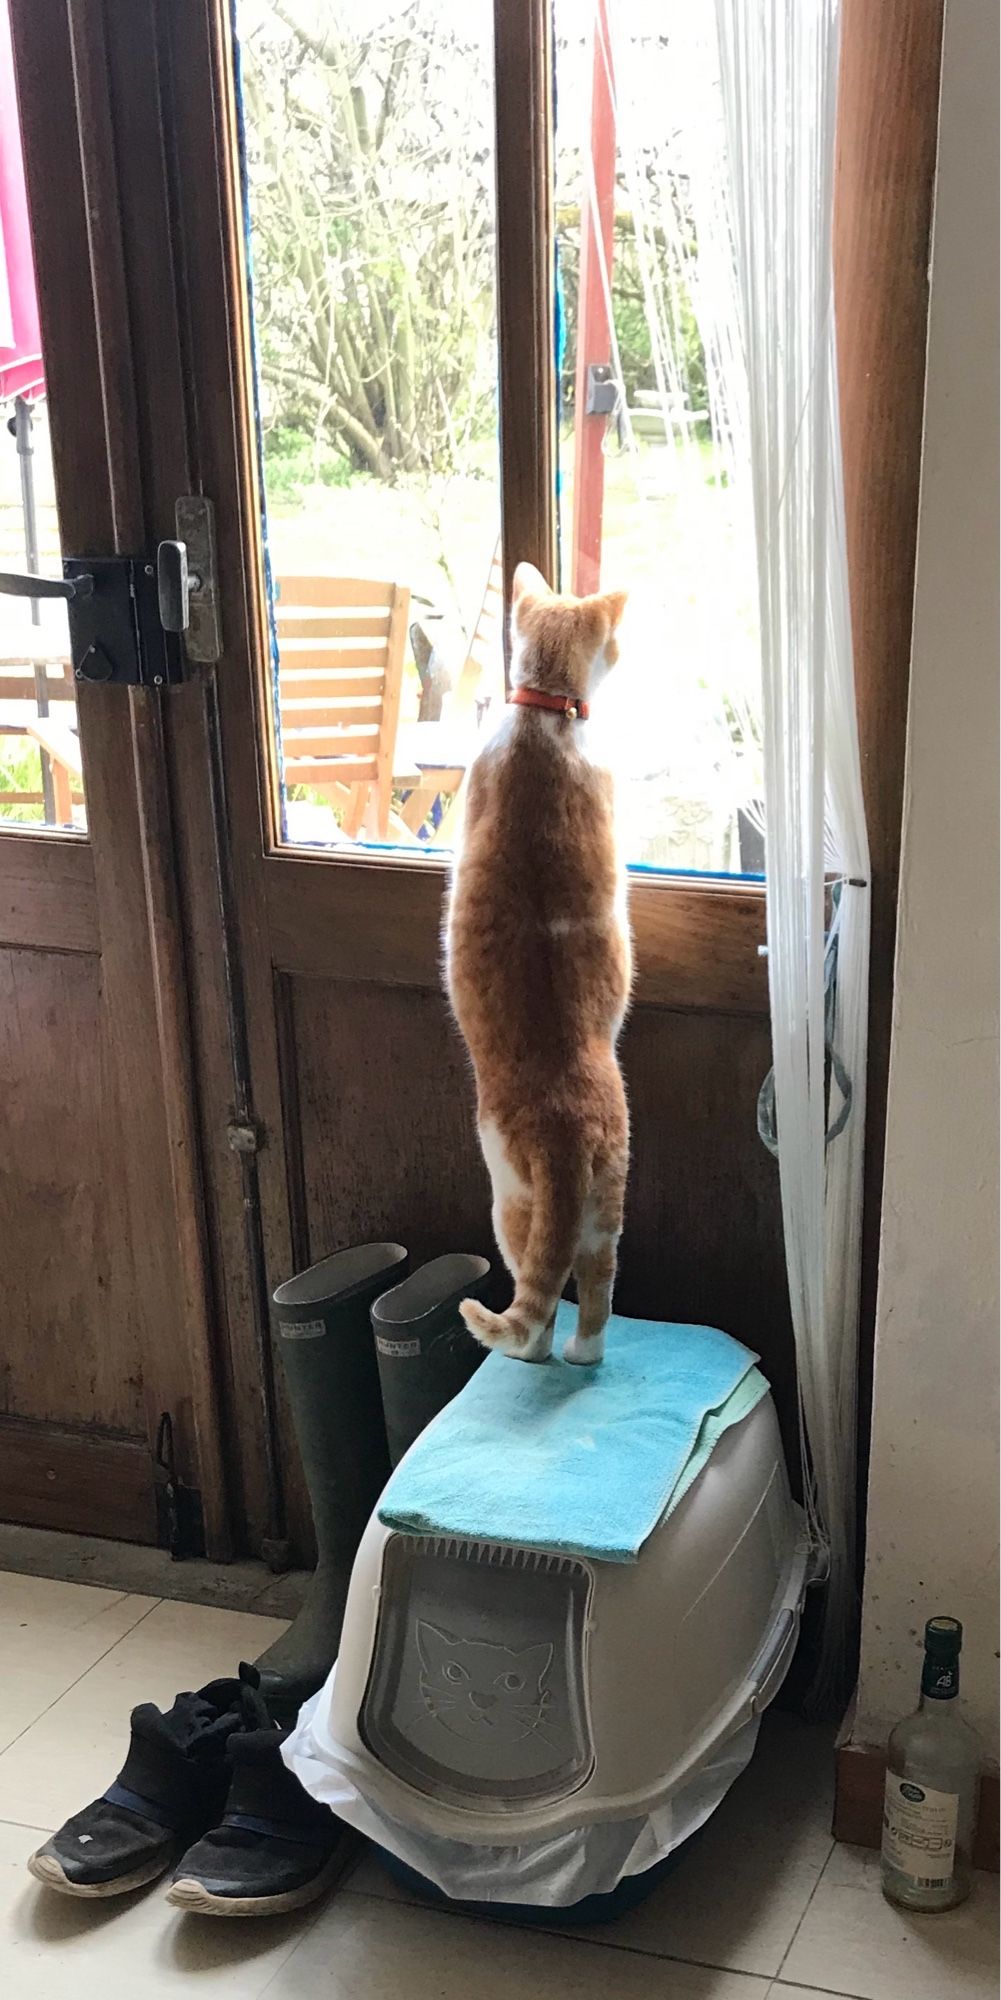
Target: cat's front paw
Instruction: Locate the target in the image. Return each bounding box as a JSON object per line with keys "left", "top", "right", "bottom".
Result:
{"left": 563, "top": 1330, "right": 605, "bottom": 1366}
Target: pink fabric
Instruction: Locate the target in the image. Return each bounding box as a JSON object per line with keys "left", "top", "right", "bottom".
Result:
{"left": 0, "top": 0, "right": 44, "bottom": 402}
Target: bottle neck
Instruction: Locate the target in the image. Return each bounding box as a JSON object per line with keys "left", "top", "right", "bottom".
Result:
{"left": 921, "top": 1654, "right": 960, "bottom": 1702}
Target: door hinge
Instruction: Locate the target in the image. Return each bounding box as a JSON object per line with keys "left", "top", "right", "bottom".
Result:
{"left": 0, "top": 495, "right": 222, "bottom": 688}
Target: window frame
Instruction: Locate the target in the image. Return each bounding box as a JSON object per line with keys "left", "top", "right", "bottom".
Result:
{"left": 234, "top": 0, "right": 770, "bottom": 1013}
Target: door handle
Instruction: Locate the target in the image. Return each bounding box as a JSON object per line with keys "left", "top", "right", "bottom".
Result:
{"left": 156, "top": 539, "right": 202, "bottom": 635}
{"left": 0, "top": 568, "right": 94, "bottom": 602}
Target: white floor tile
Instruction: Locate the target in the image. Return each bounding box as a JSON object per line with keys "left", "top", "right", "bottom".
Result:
{"left": 766, "top": 1988, "right": 861, "bottom": 1998}
{"left": 0, "top": 1821, "right": 310, "bottom": 1999}
{"left": 267, "top": 1890, "right": 772, "bottom": 1999}
{"left": 0, "top": 1599, "right": 287, "bottom": 1832}
{"left": 0, "top": 1572, "right": 158, "bottom": 1754}
{"left": 780, "top": 1841, "right": 1000, "bottom": 2000}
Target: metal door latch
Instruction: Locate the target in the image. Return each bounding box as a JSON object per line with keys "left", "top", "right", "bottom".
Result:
{"left": 585, "top": 362, "right": 619, "bottom": 416}
{"left": 0, "top": 495, "right": 222, "bottom": 687}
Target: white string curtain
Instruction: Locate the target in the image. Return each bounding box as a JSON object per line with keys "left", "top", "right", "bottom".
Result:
{"left": 582, "top": 3, "right": 765, "bottom": 844}
{"left": 586, "top": 0, "right": 869, "bottom": 1695}
{"left": 711, "top": 0, "right": 871, "bottom": 1703}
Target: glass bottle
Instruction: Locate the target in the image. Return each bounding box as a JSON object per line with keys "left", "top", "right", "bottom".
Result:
{"left": 881, "top": 1615, "right": 981, "bottom": 1911}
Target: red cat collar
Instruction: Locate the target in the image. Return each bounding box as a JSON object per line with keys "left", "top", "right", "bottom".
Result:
{"left": 508, "top": 687, "right": 590, "bottom": 721}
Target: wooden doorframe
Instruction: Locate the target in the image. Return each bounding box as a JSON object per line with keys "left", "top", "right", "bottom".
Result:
{"left": 91, "top": 0, "right": 946, "bottom": 1571}
{"left": 494, "top": 0, "right": 557, "bottom": 609}
{"left": 4, "top": 0, "right": 234, "bottom": 1555}
{"left": 833, "top": 0, "right": 946, "bottom": 1552}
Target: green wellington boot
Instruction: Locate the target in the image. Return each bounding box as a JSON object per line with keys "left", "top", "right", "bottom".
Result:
{"left": 256, "top": 1242, "right": 407, "bottom": 1691}
{"left": 371, "top": 1254, "right": 494, "bottom": 1467}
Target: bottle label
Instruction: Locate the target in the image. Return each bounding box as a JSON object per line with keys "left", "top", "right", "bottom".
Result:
{"left": 882, "top": 1773, "right": 959, "bottom": 1886}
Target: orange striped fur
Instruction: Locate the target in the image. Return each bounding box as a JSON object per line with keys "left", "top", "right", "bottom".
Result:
{"left": 445, "top": 562, "right": 631, "bottom": 1365}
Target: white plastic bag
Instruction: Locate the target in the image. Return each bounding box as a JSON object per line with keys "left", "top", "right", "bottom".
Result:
{"left": 283, "top": 1682, "right": 760, "bottom": 1907}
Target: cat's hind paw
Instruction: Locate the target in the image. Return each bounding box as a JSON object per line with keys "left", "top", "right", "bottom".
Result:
{"left": 563, "top": 1329, "right": 605, "bottom": 1366}
{"left": 459, "top": 1299, "right": 552, "bottom": 1363}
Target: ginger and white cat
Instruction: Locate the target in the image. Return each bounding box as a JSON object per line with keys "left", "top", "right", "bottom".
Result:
{"left": 445, "top": 561, "right": 631, "bottom": 1365}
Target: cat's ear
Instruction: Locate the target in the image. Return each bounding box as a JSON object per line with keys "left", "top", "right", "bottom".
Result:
{"left": 416, "top": 1621, "right": 455, "bottom": 1672}
{"left": 599, "top": 588, "right": 628, "bottom": 631}
{"left": 513, "top": 1640, "right": 553, "bottom": 1686}
{"left": 512, "top": 560, "right": 552, "bottom": 607}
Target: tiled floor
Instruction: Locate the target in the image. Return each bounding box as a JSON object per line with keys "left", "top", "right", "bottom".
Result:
{"left": 0, "top": 1571, "right": 996, "bottom": 1999}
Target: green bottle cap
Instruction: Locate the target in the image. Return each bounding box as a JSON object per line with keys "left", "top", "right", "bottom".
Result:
{"left": 925, "top": 1616, "right": 963, "bottom": 1656}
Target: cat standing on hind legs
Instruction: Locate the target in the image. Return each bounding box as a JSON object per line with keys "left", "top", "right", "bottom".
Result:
{"left": 444, "top": 561, "right": 632, "bottom": 1366}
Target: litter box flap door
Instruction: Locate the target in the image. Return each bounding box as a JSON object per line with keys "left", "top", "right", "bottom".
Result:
{"left": 360, "top": 1537, "right": 594, "bottom": 1811}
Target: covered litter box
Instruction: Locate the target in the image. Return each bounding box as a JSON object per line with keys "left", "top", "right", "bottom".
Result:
{"left": 283, "top": 1302, "right": 810, "bottom": 1915}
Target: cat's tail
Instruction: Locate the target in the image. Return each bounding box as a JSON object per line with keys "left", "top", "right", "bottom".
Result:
{"left": 460, "top": 1148, "right": 589, "bottom": 1361}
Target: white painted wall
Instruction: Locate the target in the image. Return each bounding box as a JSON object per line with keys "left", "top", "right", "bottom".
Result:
{"left": 854, "top": 0, "right": 1000, "bottom": 1758}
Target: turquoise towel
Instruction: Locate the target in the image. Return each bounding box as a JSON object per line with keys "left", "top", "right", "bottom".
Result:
{"left": 378, "top": 1301, "right": 768, "bottom": 1563}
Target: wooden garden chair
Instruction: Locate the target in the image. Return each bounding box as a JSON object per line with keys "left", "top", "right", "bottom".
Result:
{"left": 452, "top": 538, "right": 505, "bottom": 722}
{"left": 276, "top": 575, "right": 413, "bottom": 840}
{"left": 0, "top": 655, "right": 80, "bottom": 821}
{"left": 394, "top": 538, "right": 506, "bottom": 845}
{"left": 277, "top": 574, "right": 476, "bottom": 845}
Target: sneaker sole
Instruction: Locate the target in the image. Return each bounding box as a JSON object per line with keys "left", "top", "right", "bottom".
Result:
{"left": 27, "top": 1849, "right": 170, "bottom": 1899}
{"left": 165, "top": 1849, "right": 347, "bottom": 1918}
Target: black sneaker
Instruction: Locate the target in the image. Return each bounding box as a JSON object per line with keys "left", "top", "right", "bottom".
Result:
{"left": 167, "top": 1664, "right": 350, "bottom": 1916}
{"left": 27, "top": 1678, "right": 243, "bottom": 1898}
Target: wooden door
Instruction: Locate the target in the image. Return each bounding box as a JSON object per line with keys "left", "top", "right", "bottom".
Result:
{"left": 0, "top": 0, "right": 231, "bottom": 1554}
{"left": 60, "top": 0, "right": 937, "bottom": 1573}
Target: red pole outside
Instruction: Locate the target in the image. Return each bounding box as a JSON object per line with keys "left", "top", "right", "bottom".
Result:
{"left": 570, "top": 0, "right": 616, "bottom": 597}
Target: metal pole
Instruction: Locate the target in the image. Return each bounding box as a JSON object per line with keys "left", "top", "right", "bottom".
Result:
{"left": 571, "top": 0, "right": 616, "bottom": 597}
{"left": 13, "top": 393, "right": 57, "bottom": 821}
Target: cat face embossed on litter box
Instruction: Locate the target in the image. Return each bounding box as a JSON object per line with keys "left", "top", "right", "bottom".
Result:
{"left": 416, "top": 1620, "right": 553, "bottom": 1747}
{"left": 360, "top": 1538, "right": 593, "bottom": 1806}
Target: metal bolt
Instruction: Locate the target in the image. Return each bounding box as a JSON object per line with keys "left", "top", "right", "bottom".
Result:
{"left": 144, "top": 563, "right": 155, "bottom": 577}
{"left": 153, "top": 673, "right": 164, "bottom": 686}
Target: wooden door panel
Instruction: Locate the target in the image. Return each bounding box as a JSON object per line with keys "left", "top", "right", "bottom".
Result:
{"left": 0, "top": 941, "right": 160, "bottom": 1539}
{"left": 0, "top": 842, "right": 98, "bottom": 954}
{"left": 618, "top": 1008, "right": 797, "bottom": 1467}
{"left": 0, "top": 1425, "right": 157, "bottom": 1543}
{"left": 0, "top": 947, "right": 145, "bottom": 1434}
{"left": 0, "top": 0, "right": 234, "bottom": 1551}
{"left": 284, "top": 976, "right": 492, "bottom": 1274}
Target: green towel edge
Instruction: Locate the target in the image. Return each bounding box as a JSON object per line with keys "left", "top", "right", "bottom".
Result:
{"left": 661, "top": 1363, "right": 771, "bottom": 1525}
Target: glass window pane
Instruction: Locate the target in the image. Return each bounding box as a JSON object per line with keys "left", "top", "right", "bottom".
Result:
{"left": 554, "top": 1, "right": 762, "bottom": 876}
{"left": 236, "top": 0, "right": 502, "bottom": 853}
{"left": 0, "top": 14, "right": 84, "bottom": 834}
